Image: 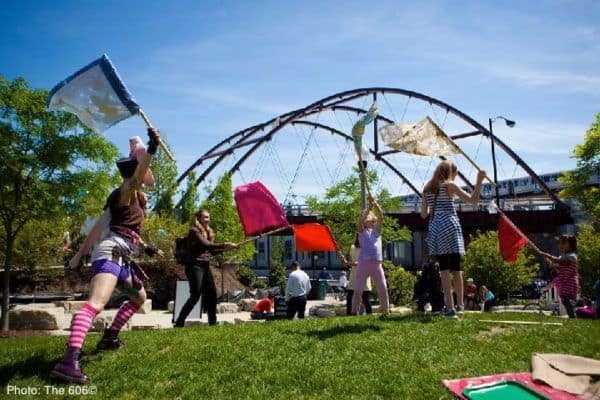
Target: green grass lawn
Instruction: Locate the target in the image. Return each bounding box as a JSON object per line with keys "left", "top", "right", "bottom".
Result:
{"left": 1, "top": 313, "right": 599, "bottom": 399}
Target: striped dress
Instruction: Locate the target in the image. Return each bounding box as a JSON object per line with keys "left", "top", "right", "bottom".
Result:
{"left": 555, "top": 253, "right": 579, "bottom": 300}
{"left": 426, "top": 184, "right": 465, "bottom": 255}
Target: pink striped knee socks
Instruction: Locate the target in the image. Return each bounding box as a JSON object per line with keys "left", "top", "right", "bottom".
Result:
{"left": 109, "top": 301, "right": 141, "bottom": 333}
{"left": 68, "top": 303, "right": 100, "bottom": 349}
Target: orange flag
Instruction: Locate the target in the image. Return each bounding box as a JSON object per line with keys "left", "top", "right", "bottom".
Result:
{"left": 292, "top": 223, "right": 338, "bottom": 252}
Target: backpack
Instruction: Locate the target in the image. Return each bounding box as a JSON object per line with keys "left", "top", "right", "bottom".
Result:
{"left": 174, "top": 235, "right": 192, "bottom": 265}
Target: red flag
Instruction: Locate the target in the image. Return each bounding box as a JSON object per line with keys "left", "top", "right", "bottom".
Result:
{"left": 234, "top": 181, "right": 288, "bottom": 237}
{"left": 498, "top": 212, "right": 528, "bottom": 263}
{"left": 292, "top": 223, "right": 338, "bottom": 252}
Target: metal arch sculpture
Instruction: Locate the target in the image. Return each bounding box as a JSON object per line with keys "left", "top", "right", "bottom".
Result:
{"left": 178, "top": 87, "right": 564, "bottom": 208}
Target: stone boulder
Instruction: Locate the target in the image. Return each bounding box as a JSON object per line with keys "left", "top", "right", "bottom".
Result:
{"left": 335, "top": 306, "right": 348, "bottom": 316}
{"left": 217, "top": 302, "right": 239, "bottom": 314}
{"left": 167, "top": 301, "right": 174, "bottom": 313}
{"left": 315, "top": 308, "right": 337, "bottom": 318}
{"left": 135, "top": 299, "right": 152, "bottom": 314}
{"left": 9, "top": 305, "right": 65, "bottom": 330}
{"left": 239, "top": 299, "right": 258, "bottom": 312}
{"left": 64, "top": 301, "right": 88, "bottom": 313}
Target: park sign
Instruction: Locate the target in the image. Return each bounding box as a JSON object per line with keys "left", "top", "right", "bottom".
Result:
{"left": 47, "top": 54, "right": 140, "bottom": 134}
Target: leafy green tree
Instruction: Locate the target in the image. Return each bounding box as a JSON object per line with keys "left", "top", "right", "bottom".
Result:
{"left": 462, "top": 231, "right": 538, "bottom": 300}
{"left": 559, "top": 112, "right": 600, "bottom": 224}
{"left": 305, "top": 168, "right": 411, "bottom": 255}
{"left": 147, "top": 136, "right": 178, "bottom": 215}
{"left": 268, "top": 236, "right": 287, "bottom": 292}
{"left": 0, "top": 76, "right": 118, "bottom": 332}
{"left": 178, "top": 171, "right": 199, "bottom": 224}
{"left": 200, "top": 174, "right": 255, "bottom": 264}
{"left": 577, "top": 224, "right": 600, "bottom": 298}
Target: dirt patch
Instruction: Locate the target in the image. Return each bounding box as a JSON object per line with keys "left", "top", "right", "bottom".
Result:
{"left": 476, "top": 326, "right": 513, "bottom": 339}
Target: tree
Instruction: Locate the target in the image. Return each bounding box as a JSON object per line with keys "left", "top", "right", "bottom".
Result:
{"left": 559, "top": 112, "right": 600, "bottom": 225}
{"left": 147, "top": 136, "right": 178, "bottom": 216}
{"left": 268, "top": 236, "right": 286, "bottom": 292}
{"left": 462, "top": 231, "right": 538, "bottom": 300}
{"left": 0, "top": 76, "right": 118, "bottom": 332}
{"left": 577, "top": 224, "right": 600, "bottom": 298}
{"left": 305, "top": 168, "right": 411, "bottom": 256}
{"left": 200, "top": 174, "right": 255, "bottom": 264}
{"left": 177, "top": 171, "right": 199, "bottom": 224}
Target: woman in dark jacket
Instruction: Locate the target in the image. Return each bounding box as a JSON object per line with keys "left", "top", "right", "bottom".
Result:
{"left": 174, "top": 209, "right": 237, "bottom": 326}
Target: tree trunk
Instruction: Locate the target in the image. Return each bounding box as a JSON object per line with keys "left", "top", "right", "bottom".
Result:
{"left": 1, "top": 237, "right": 14, "bottom": 333}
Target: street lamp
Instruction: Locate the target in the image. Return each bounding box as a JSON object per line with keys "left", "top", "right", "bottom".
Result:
{"left": 488, "top": 116, "right": 516, "bottom": 207}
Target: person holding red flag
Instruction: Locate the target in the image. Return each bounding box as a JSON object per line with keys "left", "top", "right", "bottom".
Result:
{"left": 531, "top": 234, "right": 579, "bottom": 318}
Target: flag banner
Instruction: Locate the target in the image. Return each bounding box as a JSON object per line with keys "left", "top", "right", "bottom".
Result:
{"left": 351, "top": 102, "right": 378, "bottom": 139}
{"left": 292, "top": 223, "right": 338, "bottom": 252}
{"left": 47, "top": 54, "right": 140, "bottom": 133}
{"left": 234, "top": 181, "right": 289, "bottom": 237}
{"left": 498, "top": 211, "right": 529, "bottom": 263}
{"left": 379, "top": 116, "right": 460, "bottom": 157}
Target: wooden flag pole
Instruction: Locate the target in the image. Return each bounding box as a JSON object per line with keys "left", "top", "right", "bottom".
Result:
{"left": 236, "top": 226, "right": 289, "bottom": 246}
{"left": 427, "top": 117, "right": 495, "bottom": 186}
{"left": 138, "top": 109, "right": 176, "bottom": 162}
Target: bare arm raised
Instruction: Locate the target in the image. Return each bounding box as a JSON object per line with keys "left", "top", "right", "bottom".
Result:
{"left": 446, "top": 170, "right": 486, "bottom": 205}
{"left": 119, "top": 128, "right": 160, "bottom": 205}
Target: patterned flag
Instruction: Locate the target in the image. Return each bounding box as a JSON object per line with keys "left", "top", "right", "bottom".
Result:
{"left": 498, "top": 211, "right": 529, "bottom": 263}
{"left": 351, "top": 102, "right": 378, "bottom": 157}
{"left": 292, "top": 223, "right": 338, "bottom": 252}
{"left": 379, "top": 116, "right": 460, "bottom": 157}
{"left": 234, "top": 181, "right": 289, "bottom": 237}
{"left": 47, "top": 54, "right": 139, "bottom": 133}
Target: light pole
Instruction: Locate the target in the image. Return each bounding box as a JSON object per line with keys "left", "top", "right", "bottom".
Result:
{"left": 488, "top": 116, "right": 516, "bottom": 207}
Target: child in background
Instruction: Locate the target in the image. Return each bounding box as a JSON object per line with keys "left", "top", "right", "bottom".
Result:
{"left": 532, "top": 234, "right": 579, "bottom": 318}
{"left": 479, "top": 285, "right": 495, "bottom": 312}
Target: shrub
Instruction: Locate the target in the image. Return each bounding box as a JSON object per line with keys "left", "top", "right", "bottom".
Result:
{"left": 236, "top": 265, "right": 256, "bottom": 287}
{"left": 384, "top": 261, "right": 416, "bottom": 306}
{"left": 463, "top": 230, "right": 538, "bottom": 300}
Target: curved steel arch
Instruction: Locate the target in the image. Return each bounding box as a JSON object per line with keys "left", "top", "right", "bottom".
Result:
{"left": 178, "top": 87, "right": 563, "bottom": 208}
{"left": 290, "top": 120, "right": 421, "bottom": 195}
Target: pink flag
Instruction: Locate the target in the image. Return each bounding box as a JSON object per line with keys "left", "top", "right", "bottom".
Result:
{"left": 234, "top": 181, "right": 289, "bottom": 237}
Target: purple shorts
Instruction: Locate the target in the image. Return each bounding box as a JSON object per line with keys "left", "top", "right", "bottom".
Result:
{"left": 92, "top": 259, "right": 130, "bottom": 285}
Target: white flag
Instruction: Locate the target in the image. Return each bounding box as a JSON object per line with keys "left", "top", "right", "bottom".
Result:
{"left": 47, "top": 54, "right": 139, "bottom": 133}
{"left": 379, "top": 116, "right": 459, "bottom": 157}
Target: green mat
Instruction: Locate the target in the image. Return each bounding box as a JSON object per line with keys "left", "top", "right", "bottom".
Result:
{"left": 463, "top": 380, "right": 550, "bottom": 400}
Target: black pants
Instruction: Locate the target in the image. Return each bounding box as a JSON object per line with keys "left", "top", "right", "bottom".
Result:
{"left": 483, "top": 298, "right": 495, "bottom": 312}
{"left": 287, "top": 295, "right": 307, "bottom": 319}
{"left": 346, "top": 290, "right": 372, "bottom": 315}
{"left": 175, "top": 262, "right": 217, "bottom": 326}
{"left": 561, "top": 296, "right": 576, "bottom": 318}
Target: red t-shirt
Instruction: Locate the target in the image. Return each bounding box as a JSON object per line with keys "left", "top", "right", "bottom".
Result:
{"left": 251, "top": 298, "right": 273, "bottom": 313}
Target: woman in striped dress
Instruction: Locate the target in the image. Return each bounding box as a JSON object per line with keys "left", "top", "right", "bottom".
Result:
{"left": 421, "top": 161, "right": 486, "bottom": 317}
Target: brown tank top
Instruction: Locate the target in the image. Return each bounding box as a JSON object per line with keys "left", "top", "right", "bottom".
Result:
{"left": 104, "top": 188, "right": 145, "bottom": 235}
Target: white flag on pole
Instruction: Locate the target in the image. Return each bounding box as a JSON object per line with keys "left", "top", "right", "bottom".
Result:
{"left": 47, "top": 54, "right": 140, "bottom": 133}
{"left": 379, "top": 116, "right": 460, "bottom": 157}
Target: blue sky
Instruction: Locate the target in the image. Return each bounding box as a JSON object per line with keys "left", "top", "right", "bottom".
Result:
{"left": 2, "top": 0, "right": 599, "bottom": 202}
